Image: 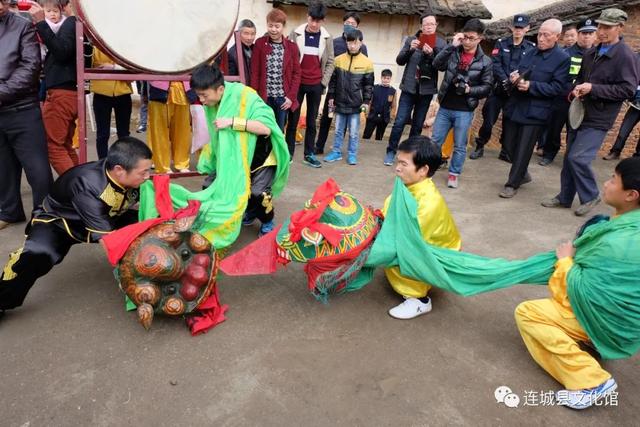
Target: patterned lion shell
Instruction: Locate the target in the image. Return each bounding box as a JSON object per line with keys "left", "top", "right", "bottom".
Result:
{"left": 117, "top": 219, "right": 217, "bottom": 330}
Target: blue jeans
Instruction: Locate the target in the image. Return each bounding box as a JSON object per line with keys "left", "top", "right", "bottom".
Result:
{"left": 267, "top": 96, "right": 288, "bottom": 131}
{"left": 431, "top": 107, "right": 475, "bottom": 176}
{"left": 332, "top": 112, "right": 361, "bottom": 157}
{"left": 557, "top": 127, "right": 606, "bottom": 205}
{"left": 386, "top": 91, "right": 432, "bottom": 154}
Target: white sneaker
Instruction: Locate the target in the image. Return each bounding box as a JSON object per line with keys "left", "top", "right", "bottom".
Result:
{"left": 447, "top": 174, "right": 458, "bottom": 189}
{"left": 556, "top": 378, "right": 617, "bottom": 410}
{"left": 388, "top": 297, "right": 432, "bottom": 319}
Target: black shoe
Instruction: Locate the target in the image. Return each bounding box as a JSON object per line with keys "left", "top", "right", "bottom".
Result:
{"left": 538, "top": 158, "right": 553, "bottom": 166}
{"left": 314, "top": 147, "right": 324, "bottom": 155}
{"left": 498, "top": 150, "right": 511, "bottom": 163}
{"left": 469, "top": 147, "right": 484, "bottom": 160}
{"left": 521, "top": 172, "right": 532, "bottom": 185}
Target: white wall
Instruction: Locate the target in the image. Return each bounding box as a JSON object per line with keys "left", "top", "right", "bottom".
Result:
{"left": 482, "top": 0, "right": 560, "bottom": 21}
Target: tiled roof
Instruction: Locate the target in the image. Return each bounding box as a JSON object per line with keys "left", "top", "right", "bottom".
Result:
{"left": 485, "top": 0, "right": 640, "bottom": 39}
{"left": 269, "top": 0, "right": 492, "bottom": 19}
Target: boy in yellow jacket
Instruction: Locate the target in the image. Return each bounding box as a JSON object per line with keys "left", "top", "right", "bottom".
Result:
{"left": 383, "top": 135, "right": 461, "bottom": 319}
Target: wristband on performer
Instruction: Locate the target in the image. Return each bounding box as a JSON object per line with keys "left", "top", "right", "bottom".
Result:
{"left": 232, "top": 117, "right": 247, "bottom": 132}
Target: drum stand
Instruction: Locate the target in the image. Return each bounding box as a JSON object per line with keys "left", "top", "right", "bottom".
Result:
{"left": 74, "top": 19, "right": 247, "bottom": 178}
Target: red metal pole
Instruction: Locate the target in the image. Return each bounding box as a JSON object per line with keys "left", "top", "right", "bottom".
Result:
{"left": 235, "top": 30, "right": 246, "bottom": 85}
{"left": 76, "top": 18, "right": 87, "bottom": 163}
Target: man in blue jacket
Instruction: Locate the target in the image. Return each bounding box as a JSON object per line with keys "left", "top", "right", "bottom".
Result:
{"left": 499, "top": 19, "right": 570, "bottom": 199}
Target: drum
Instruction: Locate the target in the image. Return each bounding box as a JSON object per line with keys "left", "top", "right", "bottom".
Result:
{"left": 73, "top": 0, "right": 239, "bottom": 73}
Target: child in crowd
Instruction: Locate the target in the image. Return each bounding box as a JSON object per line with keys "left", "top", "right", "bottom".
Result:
{"left": 362, "top": 69, "right": 396, "bottom": 141}
{"left": 383, "top": 136, "right": 461, "bottom": 318}
{"left": 323, "top": 29, "right": 373, "bottom": 165}
{"left": 39, "top": 0, "right": 65, "bottom": 61}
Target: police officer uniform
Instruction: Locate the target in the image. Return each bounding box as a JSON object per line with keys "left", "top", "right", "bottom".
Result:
{"left": 471, "top": 14, "right": 536, "bottom": 159}
{"left": 540, "top": 18, "right": 597, "bottom": 165}
{"left": 0, "top": 159, "right": 139, "bottom": 311}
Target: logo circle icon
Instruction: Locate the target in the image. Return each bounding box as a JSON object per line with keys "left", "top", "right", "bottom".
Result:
{"left": 494, "top": 386, "right": 512, "bottom": 403}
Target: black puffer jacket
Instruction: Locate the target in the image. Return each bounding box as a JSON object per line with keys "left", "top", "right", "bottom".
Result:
{"left": 396, "top": 31, "right": 447, "bottom": 96}
{"left": 327, "top": 50, "right": 374, "bottom": 114}
{"left": 433, "top": 44, "right": 493, "bottom": 110}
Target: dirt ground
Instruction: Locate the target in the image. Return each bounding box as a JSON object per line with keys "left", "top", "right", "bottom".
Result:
{"left": 1, "top": 131, "right": 638, "bottom": 426}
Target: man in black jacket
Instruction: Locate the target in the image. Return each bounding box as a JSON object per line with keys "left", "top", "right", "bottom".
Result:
{"left": 0, "top": 138, "right": 152, "bottom": 315}
{"left": 499, "top": 19, "right": 570, "bottom": 199}
{"left": 431, "top": 18, "right": 493, "bottom": 189}
{"left": 0, "top": 0, "right": 53, "bottom": 232}
{"left": 227, "top": 19, "right": 256, "bottom": 86}
{"left": 383, "top": 14, "right": 447, "bottom": 166}
{"left": 542, "top": 9, "right": 640, "bottom": 216}
{"left": 470, "top": 14, "right": 536, "bottom": 160}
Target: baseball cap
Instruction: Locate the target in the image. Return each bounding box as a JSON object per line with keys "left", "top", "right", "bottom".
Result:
{"left": 595, "top": 8, "right": 628, "bottom": 26}
{"left": 577, "top": 17, "right": 597, "bottom": 32}
{"left": 512, "top": 14, "right": 530, "bottom": 28}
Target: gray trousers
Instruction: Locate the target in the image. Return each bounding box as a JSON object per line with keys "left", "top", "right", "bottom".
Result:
{"left": 557, "top": 127, "right": 607, "bottom": 205}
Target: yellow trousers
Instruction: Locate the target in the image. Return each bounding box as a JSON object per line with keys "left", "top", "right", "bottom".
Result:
{"left": 385, "top": 267, "right": 431, "bottom": 298}
{"left": 515, "top": 298, "right": 611, "bottom": 390}
{"left": 148, "top": 101, "right": 191, "bottom": 173}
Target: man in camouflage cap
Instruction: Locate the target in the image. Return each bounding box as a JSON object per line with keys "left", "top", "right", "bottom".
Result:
{"left": 595, "top": 7, "right": 628, "bottom": 26}
{"left": 543, "top": 8, "right": 639, "bottom": 217}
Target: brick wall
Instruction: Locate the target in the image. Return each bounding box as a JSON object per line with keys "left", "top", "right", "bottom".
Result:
{"left": 470, "top": 5, "right": 640, "bottom": 157}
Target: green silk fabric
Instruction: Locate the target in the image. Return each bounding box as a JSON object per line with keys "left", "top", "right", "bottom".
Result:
{"left": 138, "top": 83, "right": 289, "bottom": 250}
{"left": 365, "top": 178, "right": 640, "bottom": 360}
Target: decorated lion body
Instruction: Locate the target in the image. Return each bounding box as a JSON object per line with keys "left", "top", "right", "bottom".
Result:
{"left": 275, "top": 189, "right": 381, "bottom": 301}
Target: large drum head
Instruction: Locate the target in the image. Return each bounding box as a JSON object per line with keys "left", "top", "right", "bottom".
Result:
{"left": 74, "top": 0, "right": 239, "bottom": 73}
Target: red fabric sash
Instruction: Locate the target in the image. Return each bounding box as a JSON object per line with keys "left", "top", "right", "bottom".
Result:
{"left": 101, "top": 175, "right": 201, "bottom": 266}
{"left": 185, "top": 284, "right": 229, "bottom": 336}
{"left": 219, "top": 225, "right": 282, "bottom": 276}
{"left": 287, "top": 178, "right": 342, "bottom": 246}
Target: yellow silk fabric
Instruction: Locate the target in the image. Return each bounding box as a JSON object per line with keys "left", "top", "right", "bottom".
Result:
{"left": 168, "top": 82, "right": 189, "bottom": 106}
{"left": 89, "top": 48, "right": 132, "bottom": 97}
{"left": 515, "top": 257, "right": 611, "bottom": 390}
{"left": 147, "top": 100, "right": 191, "bottom": 173}
{"left": 382, "top": 178, "right": 461, "bottom": 298}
